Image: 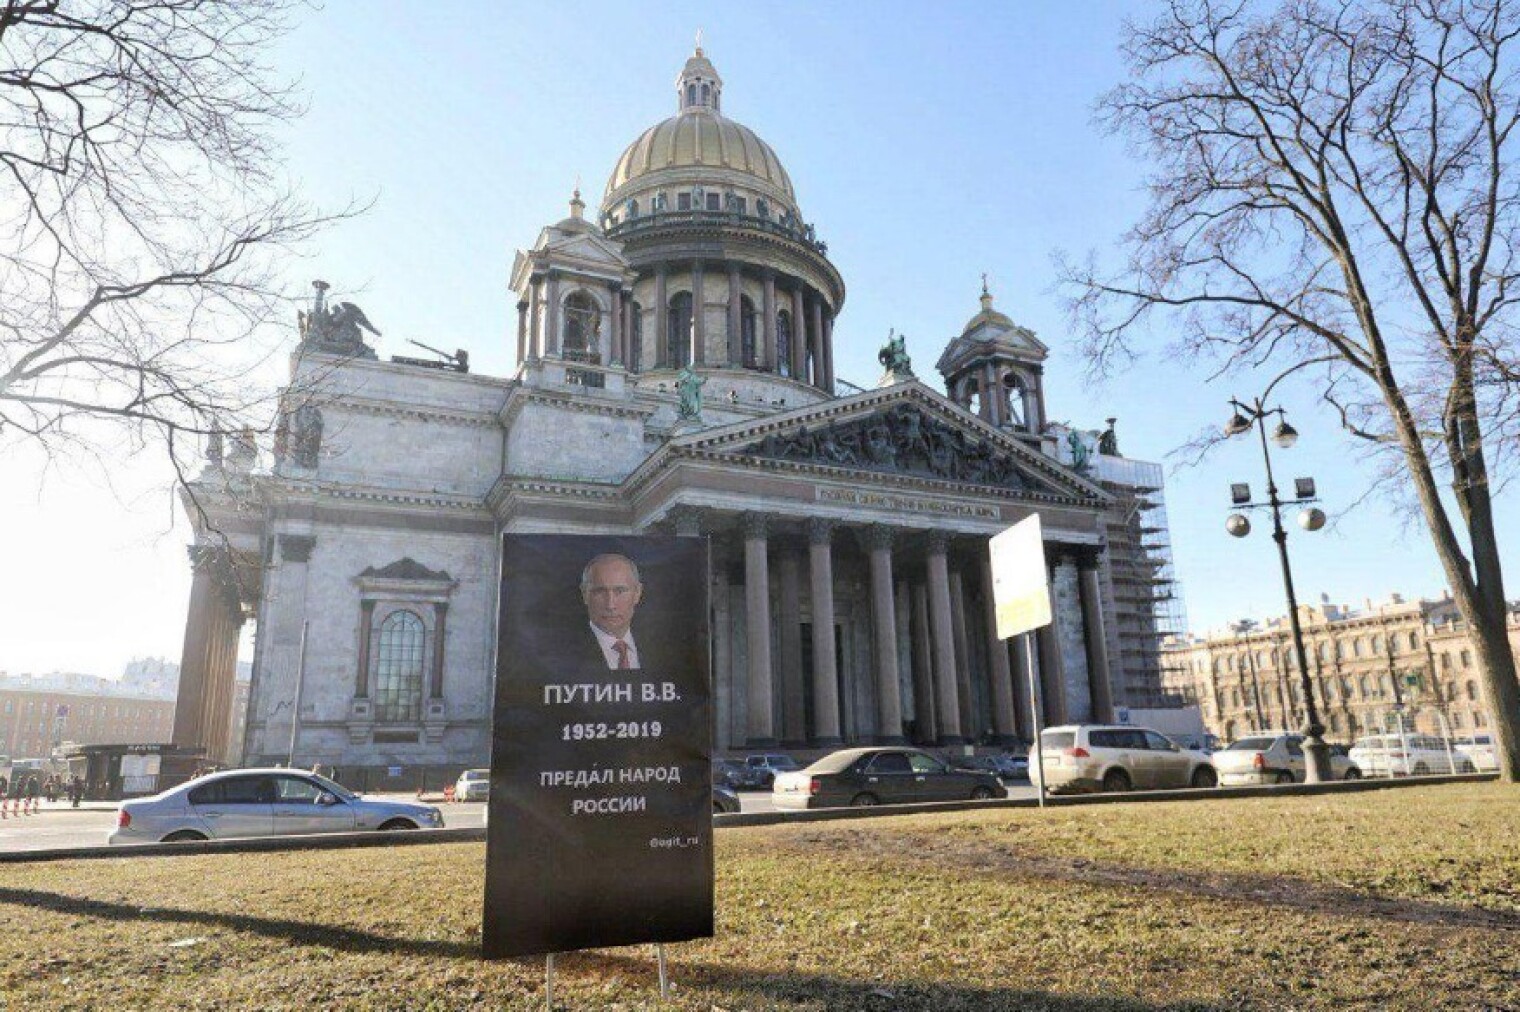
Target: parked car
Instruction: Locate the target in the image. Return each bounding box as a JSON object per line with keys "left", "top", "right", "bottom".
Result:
{"left": 1030, "top": 725, "right": 1218, "bottom": 794}
{"left": 772, "top": 747, "right": 1004, "bottom": 809}
{"left": 1350, "top": 733, "right": 1462, "bottom": 777}
{"left": 453, "top": 768, "right": 490, "bottom": 802}
{"left": 1215, "top": 733, "right": 1361, "bottom": 785}
{"left": 712, "top": 784, "right": 741, "bottom": 813}
{"left": 107, "top": 769, "right": 444, "bottom": 845}
{"left": 713, "top": 759, "right": 747, "bottom": 789}
{"left": 741, "top": 753, "right": 800, "bottom": 789}
{"left": 954, "top": 754, "right": 1029, "bottom": 782}
{"left": 1455, "top": 734, "right": 1497, "bottom": 772}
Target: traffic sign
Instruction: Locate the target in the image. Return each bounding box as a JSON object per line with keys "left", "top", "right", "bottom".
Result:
{"left": 988, "top": 515, "right": 1052, "bottom": 640}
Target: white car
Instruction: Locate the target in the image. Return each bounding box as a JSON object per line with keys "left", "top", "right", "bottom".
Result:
{"left": 1029, "top": 725, "right": 1218, "bottom": 793}
{"left": 1455, "top": 734, "right": 1497, "bottom": 772}
{"left": 1214, "top": 733, "right": 1361, "bottom": 785}
{"left": 107, "top": 769, "right": 444, "bottom": 845}
{"left": 454, "top": 768, "right": 490, "bottom": 802}
{"left": 1350, "top": 734, "right": 1462, "bottom": 777}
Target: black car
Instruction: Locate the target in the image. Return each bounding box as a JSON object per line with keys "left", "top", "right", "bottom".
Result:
{"left": 712, "top": 784, "right": 741, "bottom": 814}
{"left": 771, "top": 747, "right": 1005, "bottom": 810}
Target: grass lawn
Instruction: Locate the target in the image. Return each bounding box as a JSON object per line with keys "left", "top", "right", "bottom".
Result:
{"left": 1, "top": 783, "right": 1518, "bottom": 1010}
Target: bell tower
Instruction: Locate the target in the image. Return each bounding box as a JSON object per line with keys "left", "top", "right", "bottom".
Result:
{"left": 936, "top": 277, "right": 1049, "bottom": 443}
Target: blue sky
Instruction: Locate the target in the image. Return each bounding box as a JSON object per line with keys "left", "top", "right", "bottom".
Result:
{"left": 2, "top": 1, "right": 1514, "bottom": 676}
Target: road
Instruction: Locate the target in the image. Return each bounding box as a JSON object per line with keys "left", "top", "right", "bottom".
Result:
{"left": 0, "top": 784, "right": 1045, "bottom": 854}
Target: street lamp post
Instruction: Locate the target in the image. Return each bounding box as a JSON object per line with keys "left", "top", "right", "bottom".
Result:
{"left": 1223, "top": 396, "right": 1335, "bottom": 783}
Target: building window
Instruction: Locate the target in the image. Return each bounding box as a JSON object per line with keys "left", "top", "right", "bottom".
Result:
{"left": 1476, "top": 712, "right": 1486, "bottom": 727}
{"left": 562, "top": 291, "right": 600, "bottom": 361}
{"left": 1441, "top": 652, "right": 1451, "bottom": 670}
{"left": 1408, "top": 631, "right": 1419, "bottom": 650}
{"left": 1460, "top": 650, "right": 1471, "bottom": 668}
{"left": 734, "top": 196, "right": 748, "bottom": 215}
{"left": 776, "top": 309, "right": 793, "bottom": 377}
{"left": 1453, "top": 712, "right": 1464, "bottom": 728}
{"left": 677, "top": 192, "right": 692, "bottom": 211}
{"left": 375, "top": 610, "right": 425, "bottom": 722}
{"left": 1466, "top": 680, "right": 1479, "bottom": 701}
{"left": 1372, "top": 634, "right": 1383, "bottom": 654}
{"left": 686, "top": 83, "right": 696, "bottom": 106}
{"left": 705, "top": 191, "right": 721, "bottom": 211}
{"left": 1329, "top": 714, "right": 1340, "bottom": 733}
{"left": 1358, "top": 675, "right": 1370, "bottom": 699}
{"left": 740, "top": 295, "right": 758, "bottom": 366}
{"left": 629, "top": 302, "right": 643, "bottom": 372}
{"left": 666, "top": 291, "right": 692, "bottom": 368}
{"left": 1353, "top": 638, "right": 1364, "bottom": 658}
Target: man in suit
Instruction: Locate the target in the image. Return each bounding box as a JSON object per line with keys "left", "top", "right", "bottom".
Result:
{"left": 581, "top": 552, "right": 646, "bottom": 670}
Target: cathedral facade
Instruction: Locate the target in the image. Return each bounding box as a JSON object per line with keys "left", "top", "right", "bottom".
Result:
{"left": 172, "top": 50, "right": 1169, "bottom": 776}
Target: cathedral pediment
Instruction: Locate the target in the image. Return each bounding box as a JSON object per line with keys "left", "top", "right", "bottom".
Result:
{"left": 358, "top": 557, "right": 453, "bottom": 583}
{"left": 669, "top": 383, "right": 1106, "bottom": 504}
{"left": 540, "top": 232, "right": 627, "bottom": 266}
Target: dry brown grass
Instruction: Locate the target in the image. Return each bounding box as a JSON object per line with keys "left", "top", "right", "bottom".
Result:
{"left": 1, "top": 783, "right": 1517, "bottom": 1010}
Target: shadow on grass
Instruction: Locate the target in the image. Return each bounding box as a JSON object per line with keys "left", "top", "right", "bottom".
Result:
{"left": 0, "top": 886, "right": 477, "bottom": 959}
{"left": 571, "top": 950, "right": 1244, "bottom": 1011}
{"left": 0, "top": 885, "right": 1244, "bottom": 1010}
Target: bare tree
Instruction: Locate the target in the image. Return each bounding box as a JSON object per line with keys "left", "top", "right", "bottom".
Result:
{"left": 1062, "top": 0, "right": 1520, "bottom": 780}
{"left": 0, "top": 0, "right": 349, "bottom": 533}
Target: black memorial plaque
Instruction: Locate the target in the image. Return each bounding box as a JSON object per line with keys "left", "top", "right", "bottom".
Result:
{"left": 483, "top": 535, "right": 713, "bottom": 957}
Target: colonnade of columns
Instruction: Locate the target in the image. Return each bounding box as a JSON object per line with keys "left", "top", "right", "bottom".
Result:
{"left": 516, "top": 262, "right": 836, "bottom": 391}
{"left": 689, "top": 510, "right": 1116, "bottom": 749}
{"left": 171, "top": 546, "right": 248, "bottom": 761}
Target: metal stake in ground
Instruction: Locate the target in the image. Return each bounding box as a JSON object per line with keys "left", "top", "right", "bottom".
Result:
{"left": 656, "top": 943, "right": 669, "bottom": 999}
{"left": 544, "top": 953, "right": 554, "bottom": 1010}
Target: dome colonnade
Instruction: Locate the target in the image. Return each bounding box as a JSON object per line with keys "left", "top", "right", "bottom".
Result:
{"left": 513, "top": 47, "right": 842, "bottom": 398}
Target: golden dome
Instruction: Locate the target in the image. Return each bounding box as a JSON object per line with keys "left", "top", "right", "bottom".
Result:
{"left": 604, "top": 109, "right": 795, "bottom": 204}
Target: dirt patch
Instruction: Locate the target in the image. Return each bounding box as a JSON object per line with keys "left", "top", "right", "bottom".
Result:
{"left": 786, "top": 828, "right": 1520, "bottom": 932}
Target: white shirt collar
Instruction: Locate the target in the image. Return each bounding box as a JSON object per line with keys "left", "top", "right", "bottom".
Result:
{"left": 589, "top": 621, "right": 639, "bottom": 669}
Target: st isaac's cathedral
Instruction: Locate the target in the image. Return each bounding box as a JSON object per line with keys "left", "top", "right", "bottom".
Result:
{"left": 171, "top": 49, "right": 1177, "bottom": 777}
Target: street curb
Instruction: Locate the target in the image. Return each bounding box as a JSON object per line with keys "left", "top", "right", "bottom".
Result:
{"left": 0, "top": 827, "right": 486, "bottom": 864}
{"left": 0, "top": 772, "right": 1496, "bottom": 863}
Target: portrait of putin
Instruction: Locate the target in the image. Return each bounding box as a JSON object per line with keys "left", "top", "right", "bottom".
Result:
{"left": 581, "top": 552, "right": 645, "bottom": 670}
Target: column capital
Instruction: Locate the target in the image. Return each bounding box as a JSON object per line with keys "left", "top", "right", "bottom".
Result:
{"left": 278, "top": 534, "right": 316, "bottom": 564}
{"left": 806, "top": 517, "right": 836, "bottom": 546}
{"left": 925, "top": 529, "right": 952, "bottom": 555}
{"left": 863, "top": 523, "right": 894, "bottom": 552}
{"left": 740, "top": 511, "right": 770, "bottom": 540}
{"left": 668, "top": 505, "right": 706, "bottom": 537}
{"left": 516, "top": 300, "right": 529, "bottom": 311}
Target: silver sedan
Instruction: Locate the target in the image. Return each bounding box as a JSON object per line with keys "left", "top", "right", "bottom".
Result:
{"left": 107, "top": 769, "right": 444, "bottom": 845}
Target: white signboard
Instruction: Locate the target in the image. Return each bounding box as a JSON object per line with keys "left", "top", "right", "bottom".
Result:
{"left": 989, "top": 515, "right": 1052, "bottom": 640}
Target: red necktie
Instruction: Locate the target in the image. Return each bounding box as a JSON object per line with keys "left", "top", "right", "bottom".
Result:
{"left": 613, "top": 640, "right": 631, "bottom": 670}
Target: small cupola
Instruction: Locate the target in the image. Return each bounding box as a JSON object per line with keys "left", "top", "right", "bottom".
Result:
{"left": 677, "top": 42, "right": 723, "bottom": 114}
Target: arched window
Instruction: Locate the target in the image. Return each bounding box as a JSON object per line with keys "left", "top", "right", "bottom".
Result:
{"left": 1466, "top": 680, "right": 1479, "bottom": 701}
{"left": 1372, "top": 634, "right": 1383, "bottom": 654}
{"left": 562, "top": 291, "right": 600, "bottom": 361}
{"left": 666, "top": 291, "right": 692, "bottom": 367}
{"left": 740, "top": 295, "right": 758, "bottom": 367}
{"left": 701, "top": 83, "right": 710, "bottom": 104}
{"left": 626, "top": 198, "right": 639, "bottom": 218}
{"left": 375, "top": 610, "right": 425, "bottom": 722}
{"left": 628, "top": 302, "right": 643, "bottom": 372}
{"left": 1408, "top": 631, "right": 1419, "bottom": 650}
{"left": 1460, "top": 649, "right": 1472, "bottom": 667}
{"left": 1353, "top": 638, "right": 1364, "bottom": 657}
{"left": 687, "top": 83, "right": 696, "bottom": 106}
{"left": 1358, "top": 675, "right": 1370, "bottom": 698}
{"left": 776, "top": 309, "right": 793, "bottom": 377}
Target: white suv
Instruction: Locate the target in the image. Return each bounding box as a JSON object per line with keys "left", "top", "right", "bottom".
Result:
{"left": 1350, "top": 734, "right": 1462, "bottom": 777}
{"left": 1030, "top": 725, "right": 1217, "bottom": 794}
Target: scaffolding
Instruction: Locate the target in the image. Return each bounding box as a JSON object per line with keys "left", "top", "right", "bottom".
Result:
{"left": 1090, "top": 454, "right": 1189, "bottom": 708}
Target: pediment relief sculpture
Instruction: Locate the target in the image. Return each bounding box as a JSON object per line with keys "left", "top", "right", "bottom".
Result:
{"left": 744, "top": 404, "right": 1043, "bottom": 491}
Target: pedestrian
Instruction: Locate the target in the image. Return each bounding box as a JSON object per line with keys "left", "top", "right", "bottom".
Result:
{"left": 43, "top": 776, "right": 58, "bottom": 803}
{"left": 23, "top": 776, "right": 39, "bottom": 815}
{"left": 70, "top": 775, "right": 83, "bottom": 808}
{"left": 0, "top": 774, "right": 8, "bottom": 799}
